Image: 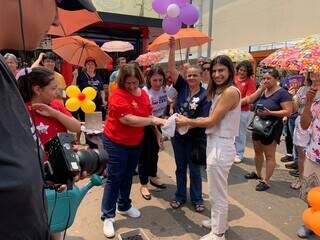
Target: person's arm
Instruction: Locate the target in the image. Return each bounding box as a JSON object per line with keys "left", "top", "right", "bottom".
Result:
{"left": 168, "top": 37, "right": 179, "bottom": 84}
{"left": 246, "top": 86, "right": 265, "bottom": 104}
{"left": 300, "top": 88, "right": 317, "bottom": 129}
{"left": 177, "top": 87, "right": 240, "bottom": 128}
{"left": 119, "top": 115, "right": 165, "bottom": 127}
{"left": 258, "top": 101, "right": 293, "bottom": 118}
{"left": 31, "top": 103, "right": 81, "bottom": 132}
{"left": 31, "top": 53, "right": 45, "bottom": 68}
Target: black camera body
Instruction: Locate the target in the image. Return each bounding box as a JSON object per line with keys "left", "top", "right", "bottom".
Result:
{"left": 44, "top": 133, "right": 108, "bottom": 185}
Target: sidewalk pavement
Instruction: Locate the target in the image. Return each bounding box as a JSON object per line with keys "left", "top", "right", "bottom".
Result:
{"left": 66, "top": 142, "right": 320, "bottom": 240}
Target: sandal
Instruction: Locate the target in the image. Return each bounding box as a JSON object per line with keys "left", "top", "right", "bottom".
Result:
{"left": 245, "top": 172, "right": 261, "bottom": 180}
{"left": 170, "top": 200, "right": 183, "bottom": 209}
{"left": 194, "top": 203, "right": 205, "bottom": 213}
{"left": 255, "top": 180, "right": 270, "bottom": 191}
{"left": 290, "top": 179, "right": 302, "bottom": 190}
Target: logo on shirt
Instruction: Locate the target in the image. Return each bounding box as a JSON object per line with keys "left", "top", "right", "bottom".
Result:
{"left": 36, "top": 122, "right": 49, "bottom": 134}
{"left": 131, "top": 100, "right": 138, "bottom": 108}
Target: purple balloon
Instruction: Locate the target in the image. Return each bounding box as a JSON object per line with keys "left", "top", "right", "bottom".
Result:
{"left": 152, "top": 0, "right": 172, "bottom": 15}
{"left": 179, "top": 3, "right": 199, "bottom": 25}
{"left": 162, "top": 17, "right": 182, "bottom": 35}
{"left": 171, "top": 0, "right": 187, "bottom": 7}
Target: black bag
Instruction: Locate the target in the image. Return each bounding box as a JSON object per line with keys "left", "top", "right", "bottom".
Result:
{"left": 247, "top": 113, "right": 278, "bottom": 137}
{"left": 190, "top": 130, "right": 207, "bottom": 166}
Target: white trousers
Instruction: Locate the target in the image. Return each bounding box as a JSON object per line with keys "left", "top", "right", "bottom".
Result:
{"left": 206, "top": 135, "right": 235, "bottom": 235}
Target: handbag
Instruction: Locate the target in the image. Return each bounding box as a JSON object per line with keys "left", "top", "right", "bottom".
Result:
{"left": 247, "top": 113, "right": 278, "bottom": 137}
{"left": 247, "top": 95, "right": 278, "bottom": 137}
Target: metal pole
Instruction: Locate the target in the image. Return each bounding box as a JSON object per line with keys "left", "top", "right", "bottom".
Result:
{"left": 207, "top": 0, "right": 214, "bottom": 58}
{"left": 197, "top": 0, "right": 204, "bottom": 58}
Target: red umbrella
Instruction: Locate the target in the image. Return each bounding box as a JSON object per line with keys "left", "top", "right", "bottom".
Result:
{"left": 47, "top": 8, "right": 102, "bottom": 37}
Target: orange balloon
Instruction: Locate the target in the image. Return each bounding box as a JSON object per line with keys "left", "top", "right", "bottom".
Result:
{"left": 308, "top": 187, "right": 320, "bottom": 211}
{"left": 303, "top": 208, "right": 315, "bottom": 229}
{"left": 309, "top": 211, "right": 320, "bottom": 236}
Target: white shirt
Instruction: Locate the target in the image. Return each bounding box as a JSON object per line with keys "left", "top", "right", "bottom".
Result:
{"left": 143, "top": 86, "right": 168, "bottom": 117}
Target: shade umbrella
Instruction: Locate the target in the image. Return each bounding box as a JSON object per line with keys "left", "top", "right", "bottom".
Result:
{"left": 136, "top": 51, "right": 164, "bottom": 66}
{"left": 213, "top": 49, "right": 253, "bottom": 62}
{"left": 260, "top": 48, "right": 300, "bottom": 69}
{"left": 47, "top": 8, "right": 102, "bottom": 37}
{"left": 287, "top": 45, "right": 320, "bottom": 73}
{"left": 148, "top": 28, "right": 211, "bottom": 51}
{"left": 294, "top": 34, "right": 320, "bottom": 49}
{"left": 101, "top": 41, "right": 134, "bottom": 52}
{"left": 52, "top": 36, "right": 112, "bottom": 68}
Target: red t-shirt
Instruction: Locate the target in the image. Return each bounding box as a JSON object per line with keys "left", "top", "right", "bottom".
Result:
{"left": 235, "top": 76, "right": 256, "bottom": 111}
{"left": 26, "top": 100, "right": 72, "bottom": 146}
{"left": 104, "top": 88, "right": 152, "bottom": 146}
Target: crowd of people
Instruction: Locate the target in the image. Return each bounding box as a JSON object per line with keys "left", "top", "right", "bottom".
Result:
{"left": 3, "top": 36, "right": 320, "bottom": 240}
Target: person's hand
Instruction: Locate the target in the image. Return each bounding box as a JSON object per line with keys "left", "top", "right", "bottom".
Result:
{"left": 56, "top": 184, "right": 67, "bottom": 192}
{"left": 257, "top": 107, "right": 272, "bottom": 116}
{"left": 152, "top": 117, "right": 167, "bottom": 126}
{"left": 38, "top": 52, "right": 45, "bottom": 60}
{"left": 258, "top": 81, "right": 266, "bottom": 91}
{"left": 288, "top": 86, "right": 298, "bottom": 95}
{"left": 169, "top": 37, "right": 175, "bottom": 49}
{"left": 73, "top": 171, "right": 88, "bottom": 182}
{"left": 176, "top": 114, "right": 190, "bottom": 127}
{"left": 31, "top": 103, "right": 58, "bottom": 118}
{"left": 306, "top": 88, "right": 317, "bottom": 104}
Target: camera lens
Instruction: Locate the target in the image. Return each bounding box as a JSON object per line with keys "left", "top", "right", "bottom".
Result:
{"left": 76, "top": 149, "right": 108, "bottom": 175}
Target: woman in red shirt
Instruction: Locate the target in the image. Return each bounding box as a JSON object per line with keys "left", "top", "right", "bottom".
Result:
{"left": 17, "top": 67, "right": 81, "bottom": 240}
{"left": 101, "top": 64, "right": 165, "bottom": 238}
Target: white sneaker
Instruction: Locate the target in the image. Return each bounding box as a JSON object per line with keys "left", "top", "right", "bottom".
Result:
{"left": 103, "top": 218, "right": 115, "bottom": 238}
{"left": 200, "top": 233, "right": 225, "bottom": 240}
{"left": 202, "top": 218, "right": 211, "bottom": 229}
{"left": 234, "top": 156, "right": 242, "bottom": 163}
{"left": 117, "top": 207, "right": 141, "bottom": 218}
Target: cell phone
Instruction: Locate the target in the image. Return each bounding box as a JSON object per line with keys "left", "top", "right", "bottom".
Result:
{"left": 256, "top": 103, "right": 265, "bottom": 110}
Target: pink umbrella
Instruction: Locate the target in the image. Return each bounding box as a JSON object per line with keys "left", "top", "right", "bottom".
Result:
{"left": 101, "top": 41, "right": 134, "bottom": 52}
{"left": 260, "top": 48, "right": 300, "bottom": 69}
{"left": 136, "top": 51, "right": 164, "bottom": 66}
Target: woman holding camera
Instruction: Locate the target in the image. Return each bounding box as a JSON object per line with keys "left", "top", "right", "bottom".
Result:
{"left": 101, "top": 63, "right": 165, "bottom": 238}
{"left": 17, "top": 67, "right": 81, "bottom": 240}
{"left": 244, "top": 68, "right": 293, "bottom": 191}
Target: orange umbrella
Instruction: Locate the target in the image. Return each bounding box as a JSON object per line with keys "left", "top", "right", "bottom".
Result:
{"left": 52, "top": 36, "right": 112, "bottom": 68}
{"left": 47, "top": 8, "right": 102, "bottom": 37}
{"left": 148, "top": 28, "right": 211, "bottom": 51}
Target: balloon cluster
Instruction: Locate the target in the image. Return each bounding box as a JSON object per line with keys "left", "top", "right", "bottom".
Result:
{"left": 152, "top": 0, "right": 199, "bottom": 35}
{"left": 65, "top": 85, "right": 96, "bottom": 113}
{"left": 303, "top": 187, "right": 320, "bottom": 236}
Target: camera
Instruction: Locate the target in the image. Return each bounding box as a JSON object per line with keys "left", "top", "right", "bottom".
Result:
{"left": 44, "top": 132, "right": 108, "bottom": 186}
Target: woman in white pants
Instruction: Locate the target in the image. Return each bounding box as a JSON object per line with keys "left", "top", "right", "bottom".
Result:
{"left": 177, "top": 55, "right": 241, "bottom": 240}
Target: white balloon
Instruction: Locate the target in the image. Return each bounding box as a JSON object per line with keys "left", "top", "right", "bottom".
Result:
{"left": 167, "top": 4, "right": 180, "bottom": 18}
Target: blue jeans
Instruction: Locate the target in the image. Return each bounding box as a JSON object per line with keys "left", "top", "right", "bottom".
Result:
{"left": 288, "top": 116, "right": 298, "bottom": 163}
{"left": 171, "top": 134, "right": 203, "bottom": 205}
{"left": 235, "top": 111, "right": 251, "bottom": 160}
{"left": 101, "top": 135, "right": 142, "bottom": 219}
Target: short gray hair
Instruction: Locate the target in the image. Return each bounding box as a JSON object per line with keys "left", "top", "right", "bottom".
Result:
{"left": 4, "top": 53, "right": 18, "bottom": 64}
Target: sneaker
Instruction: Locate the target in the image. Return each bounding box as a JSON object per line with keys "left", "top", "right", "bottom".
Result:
{"left": 280, "top": 155, "right": 293, "bottom": 162}
{"left": 202, "top": 218, "right": 211, "bottom": 229}
{"left": 234, "top": 156, "right": 242, "bottom": 164}
{"left": 103, "top": 218, "right": 115, "bottom": 238}
{"left": 200, "top": 233, "right": 225, "bottom": 240}
{"left": 255, "top": 181, "right": 270, "bottom": 191}
{"left": 117, "top": 207, "right": 141, "bottom": 218}
{"left": 297, "top": 225, "right": 313, "bottom": 238}
{"left": 285, "top": 162, "right": 298, "bottom": 170}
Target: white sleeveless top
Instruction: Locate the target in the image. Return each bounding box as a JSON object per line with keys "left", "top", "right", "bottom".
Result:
{"left": 205, "top": 86, "right": 241, "bottom": 138}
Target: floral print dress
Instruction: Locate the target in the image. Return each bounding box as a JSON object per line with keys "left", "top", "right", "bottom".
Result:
{"left": 306, "top": 100, "right": 320, "bottom": 164}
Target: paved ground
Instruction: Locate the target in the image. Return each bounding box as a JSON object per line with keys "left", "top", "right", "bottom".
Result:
{"left": 66, "top": 138, "right": 320, "bottom": 240}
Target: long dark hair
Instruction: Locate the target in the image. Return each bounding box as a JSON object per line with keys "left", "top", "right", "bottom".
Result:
{"left": 145, "top": 65, "right": 166, "bottom": 89}
{"left": 236, "top": 60, "right": 253, "bottom": 77}
{"left": 207, "top": 55, "right": 235, "bottom": 100}
{"left": 17, "top": 67, "right": 55, "bottom": 102}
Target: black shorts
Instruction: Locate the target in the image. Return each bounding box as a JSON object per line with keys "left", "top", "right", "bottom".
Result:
{"left": 252, "top": 120, "right": 283, "bottom": 145}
